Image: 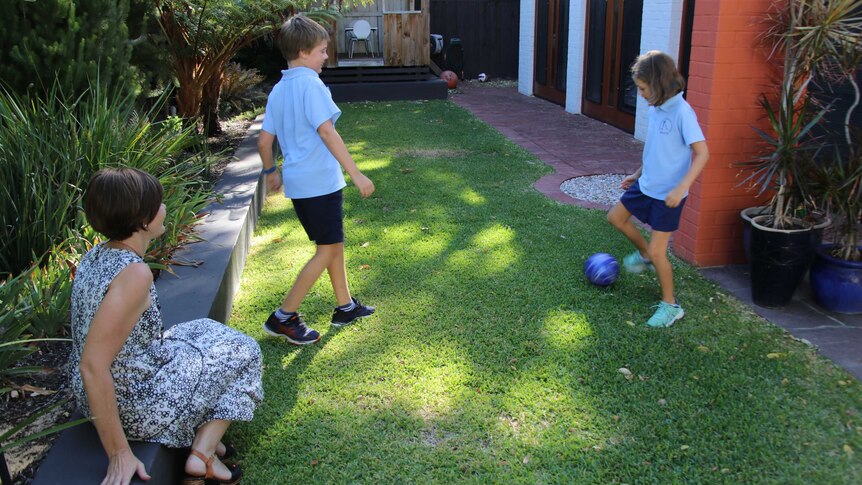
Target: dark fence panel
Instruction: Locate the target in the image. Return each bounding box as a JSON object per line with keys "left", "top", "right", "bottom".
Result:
{"left": 430, "top": 0, "right": 520, "bottom": 80}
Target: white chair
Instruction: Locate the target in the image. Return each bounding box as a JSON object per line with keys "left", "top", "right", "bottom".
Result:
{"left": 348, "top": 20, "right": 374, "bottom": 58}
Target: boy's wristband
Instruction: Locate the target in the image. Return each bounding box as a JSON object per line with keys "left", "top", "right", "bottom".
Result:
{"left": 262, "top": 165, "right": 278, "bottom": 175}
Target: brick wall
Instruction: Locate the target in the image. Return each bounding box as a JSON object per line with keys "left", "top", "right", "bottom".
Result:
{"left": 674, "top": 0, "right": 774, "bottom": 266}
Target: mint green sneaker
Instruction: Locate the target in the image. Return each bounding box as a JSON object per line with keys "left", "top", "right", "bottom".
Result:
{"left": 622, "top": 251, "right": 655, "bottom": 273}
{"left": 646, "top": 301, "right": 684, "bottom": 328}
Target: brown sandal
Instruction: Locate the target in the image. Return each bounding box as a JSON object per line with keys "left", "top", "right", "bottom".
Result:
{"left": 182, "top": 449, "right": 243, "bottom": 485}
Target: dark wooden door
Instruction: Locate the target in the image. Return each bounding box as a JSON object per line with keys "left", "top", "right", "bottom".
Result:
{"left": 533, "top": 0, "right": 568, "bottom": 105}
{"left": 582, "top": 0, "right": 643, "bottom": 133}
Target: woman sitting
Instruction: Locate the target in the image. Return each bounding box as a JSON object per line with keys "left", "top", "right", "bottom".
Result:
{"left": 70, "top": 167, "right": 263, "bottom": 485}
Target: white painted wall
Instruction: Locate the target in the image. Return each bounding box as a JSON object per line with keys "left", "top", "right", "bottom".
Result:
{"left": 634, "top": 0, "right": 685, "bottom": 140}
{"left": 517, "top": 0, "right": 685, "bottom": 139}
{"left": 518, "top": 0, "right": 535, "bottom": 96}
{"left": 565, "top": 1, "right": 588, "bottom": 114}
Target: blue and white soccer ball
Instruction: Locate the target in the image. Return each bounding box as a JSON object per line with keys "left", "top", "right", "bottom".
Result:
{"left": 584, "top": 253, "right": 620, "bottom": 287}
{"left": 477, "top": 73, "right": 488, "bottom": 82}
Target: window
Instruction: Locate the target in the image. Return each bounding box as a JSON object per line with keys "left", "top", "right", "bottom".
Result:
{"left": 383, "top": 0, "right": 421, "bottom": 13}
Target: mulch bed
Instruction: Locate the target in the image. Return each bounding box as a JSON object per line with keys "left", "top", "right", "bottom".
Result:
{"left": 0, "top": 116, "right": 256, "bottom": 485}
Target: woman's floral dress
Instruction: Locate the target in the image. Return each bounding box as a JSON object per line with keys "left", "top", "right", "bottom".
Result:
{"left": 69, "top": 243, "right": 263, "bottom": 447}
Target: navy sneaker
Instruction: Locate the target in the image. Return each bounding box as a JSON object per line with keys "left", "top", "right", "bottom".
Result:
{"left": 331, "top": 297, "right": 375, "bottom": 327}
{"left": 263, "top": 313, "right": 320, "bottom": 345}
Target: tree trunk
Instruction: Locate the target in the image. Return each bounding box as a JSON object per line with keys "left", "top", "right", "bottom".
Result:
{"left": 201, "top": 66, "right": 225, "bottom": 136}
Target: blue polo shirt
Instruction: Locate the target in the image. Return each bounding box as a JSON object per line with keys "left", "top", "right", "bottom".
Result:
{"left": 261, "top": 67, "right": 347, "bottom": 199}
{"left": 639, "top": 92, "right": 705, "bottom": 199}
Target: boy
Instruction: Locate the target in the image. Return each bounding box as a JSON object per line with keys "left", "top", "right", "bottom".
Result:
{"left": 258, "top": 15, "right": 376, "bottom": 345}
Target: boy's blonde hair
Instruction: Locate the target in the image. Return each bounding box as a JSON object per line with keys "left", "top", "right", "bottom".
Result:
{"left": 278, "top": 14, "right": 330, "bottom": 62}
{"left": 631, "top": 50, "right": 685, "bottom": 106}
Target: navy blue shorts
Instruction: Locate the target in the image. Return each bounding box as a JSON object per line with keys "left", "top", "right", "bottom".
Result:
{"left": 620, "top": 181, "right": 686, "bottom": 232}
{"left": 292, "top": 189, "right": 344, "bottom": 245}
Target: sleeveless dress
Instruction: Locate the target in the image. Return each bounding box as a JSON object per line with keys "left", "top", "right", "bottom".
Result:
{"left": 69, "top": 243, "right": 263, "bottom": 448}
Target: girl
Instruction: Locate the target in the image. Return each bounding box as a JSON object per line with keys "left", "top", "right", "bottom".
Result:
{"left": 607, "top": 50, "right": 710, "bottom": 327}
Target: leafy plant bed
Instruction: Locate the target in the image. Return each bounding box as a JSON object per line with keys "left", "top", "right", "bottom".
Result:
{"left": 0, "top": 342, "right": 72, "bottom": 484}
{"left": 203, "top": 115, "right": 260, "bottom": 184}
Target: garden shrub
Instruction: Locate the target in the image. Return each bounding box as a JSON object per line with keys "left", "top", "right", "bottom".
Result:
{"left": 0, "top": 82, "right": 214, "bottom": 277}
{"left": 0, "top": 0, "right": 137, "bottom": 97}
{"left": 219, "top": 62, "right": 267, "bottom": 118}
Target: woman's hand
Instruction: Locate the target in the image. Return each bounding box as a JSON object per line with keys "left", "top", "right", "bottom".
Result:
{"left": 620, "top": 173, "right": 638, "bottom": 190}
{"left": 101, "top": 448, "right": 150, "bottom": 485}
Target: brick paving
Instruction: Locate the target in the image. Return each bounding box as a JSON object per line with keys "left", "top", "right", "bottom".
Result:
{"left": 451, "top": 84, "right": 642, "bottom": 209}
{"left": 450, "top": 84, "right": 862, "bottom": 381}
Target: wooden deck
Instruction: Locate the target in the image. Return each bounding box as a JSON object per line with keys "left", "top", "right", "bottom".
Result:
{"left": 321, "top": 66, "right": 447, "bottom": 102}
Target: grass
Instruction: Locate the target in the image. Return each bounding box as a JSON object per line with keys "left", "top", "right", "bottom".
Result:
{"left": 228, "top": 100, "right": 862, "bottom": 484}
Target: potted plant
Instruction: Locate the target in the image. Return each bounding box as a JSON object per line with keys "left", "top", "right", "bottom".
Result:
{"left": 808, "top": 133, "right": 862, "bottom": 313}
{"left": 804, "top": 26, "right": 862, "bottom": 313}
{"left": 736, "top": 0, "right": 829, "bottom": 308}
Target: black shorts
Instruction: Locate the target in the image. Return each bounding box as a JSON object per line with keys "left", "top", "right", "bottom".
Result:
{"left": 291, "top": 189, "right": 344, "bottom": 245}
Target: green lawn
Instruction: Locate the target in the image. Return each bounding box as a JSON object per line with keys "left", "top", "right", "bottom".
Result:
{"left": 228, "top": 100, "right": 862, "bottom": 484}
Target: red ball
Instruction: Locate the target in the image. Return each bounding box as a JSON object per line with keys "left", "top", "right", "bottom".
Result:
{"left": 440, "top": 70, "right": 458, "bottom": 89}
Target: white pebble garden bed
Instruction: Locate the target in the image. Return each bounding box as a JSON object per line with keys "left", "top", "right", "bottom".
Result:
{"left": 560, "top": 173, "right": 627, "bottom": 207}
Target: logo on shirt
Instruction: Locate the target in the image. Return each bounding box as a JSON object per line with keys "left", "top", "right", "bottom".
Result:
{"left": 659, "top": 118, "right": 672, "bottom": 135}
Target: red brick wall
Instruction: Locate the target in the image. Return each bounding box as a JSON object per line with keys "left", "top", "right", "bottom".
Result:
{"left": 674, "top": 0, "right": 774, "bottom": 266}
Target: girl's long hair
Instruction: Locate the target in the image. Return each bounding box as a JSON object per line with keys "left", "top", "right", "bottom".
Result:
{"left": 631, "top": 50, "right": 685, "bottom": 106}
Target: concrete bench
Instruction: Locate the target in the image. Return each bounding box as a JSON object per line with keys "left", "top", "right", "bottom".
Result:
{"left": 32, "top": 118, "right": 267, "bottom": 485}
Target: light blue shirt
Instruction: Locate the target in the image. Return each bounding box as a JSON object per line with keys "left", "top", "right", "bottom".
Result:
{"left": 261, "top": 67, "right": 347, "bottom": 199}
{"left": 639, "top": 92, "right": 705, "bottom": 199}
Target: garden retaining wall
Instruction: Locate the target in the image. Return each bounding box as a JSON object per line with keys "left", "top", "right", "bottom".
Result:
{"left": 32, "top": 117, "right": 268, "bottom": 485}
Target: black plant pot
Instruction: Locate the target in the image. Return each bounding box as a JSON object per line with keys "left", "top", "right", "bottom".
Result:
{"left": 740, "top": 206, "right": 771, "bottom": 262}
{"left": 749, "top": 215, "right": 820, "bottom": 308}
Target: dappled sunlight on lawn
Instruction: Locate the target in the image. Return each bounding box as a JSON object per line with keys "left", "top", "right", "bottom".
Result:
{"left": 460, "top": 187, "right": 486, "bottom": 205}
{"left": 376, "top": 221, "right": 453, "bottom": 258}
{"left": 349, "top": 156, "right": 390, "bottom": 172}
{"left": 542, "top": 309, "right": 594, "bottom": 350}
{"left": 446, "top": 224, "right": 518, "bottom": 275}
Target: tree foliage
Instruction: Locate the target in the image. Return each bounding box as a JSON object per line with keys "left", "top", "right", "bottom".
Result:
{"left": 154, "top": 0, "right": 372, "bottom": 134}
{"left": 0, "top": 0, "right": 136, "bottom": 97}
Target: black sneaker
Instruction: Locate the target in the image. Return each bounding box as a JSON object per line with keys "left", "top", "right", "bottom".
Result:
{"left": 263, "top": 313, "right": 321, "bottom": 345}
{"left": 331, "top": 297, "right": 376, "bottom": 327}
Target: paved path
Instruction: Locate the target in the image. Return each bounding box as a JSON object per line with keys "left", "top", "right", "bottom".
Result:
{"left": 451, "top": 84, "right": 641, "bottom": 209}
{"left": 451, "top": 83, "right": 862, "bottom": 381}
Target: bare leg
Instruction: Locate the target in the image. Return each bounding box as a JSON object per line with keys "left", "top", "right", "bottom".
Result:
{"left": 280, "top": 244, "right": 338, "bottom": 312}
{"left": 647, "top": 231, "right": 675, "bottom": 304}
{"left": 326, "top": 243, "right": 352, "bottom": 306}
{"left": 185, "top": 420, "right": 233, "bottom": 480}
{"left": 607, "top": 202, "right": 649, "bottom": 258}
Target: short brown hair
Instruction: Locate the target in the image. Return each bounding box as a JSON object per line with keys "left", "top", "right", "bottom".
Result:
{"left": 278, "top": 14, "right": 329, "bottom": 62}
{"left": 84, "top": 168, "right": 163, "bottom": 240}
{"left": 631, "top": 50, "right": 685, "bottom": 106}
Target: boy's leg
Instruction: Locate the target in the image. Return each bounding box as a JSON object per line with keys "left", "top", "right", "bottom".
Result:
{"left": 280, "top": 244, "right": 340, "bottom": 312}
{"left": 647, "top": 231, "right": 675, "bottom": 304}
{"left": 326, "top": 243, "right": 352, "bottom": 307}
{"left": 328, "top": 243, "right": 375, "bottom": 326}
{"left": 607, "top": 202, "right": 649, "bottom": 257}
